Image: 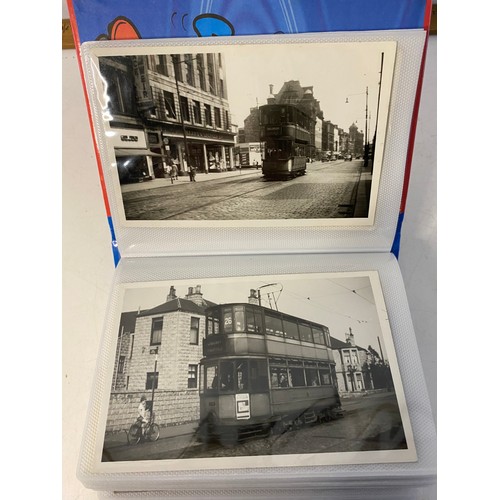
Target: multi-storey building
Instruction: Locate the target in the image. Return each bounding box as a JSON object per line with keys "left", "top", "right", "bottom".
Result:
{"left": 99, "top": 52, "right": 236, "bottom": 183}
{"left": 106, "top": 285, "right": 215, "bottom": 432}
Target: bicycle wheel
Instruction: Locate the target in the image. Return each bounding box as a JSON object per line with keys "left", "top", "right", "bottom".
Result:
{"left": 148, "top": 423, "right": 160, "bottom": 442}
{"left": 128, "top": 423, "right": 142, "bottom": 445}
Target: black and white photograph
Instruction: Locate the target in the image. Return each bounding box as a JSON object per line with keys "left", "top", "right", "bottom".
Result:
{"left": 88, "top": 39, "right": 396, "bottom": 227}
{"left": 95, "top": 272, "right": 416, "bottom": 472}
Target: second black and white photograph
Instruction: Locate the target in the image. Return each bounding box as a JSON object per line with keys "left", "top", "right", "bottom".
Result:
{"left": 93, "top": 272, "right": 416, "bottom": 473}
{"left": 88, "top": 38, "right": 397, "bottom": 227}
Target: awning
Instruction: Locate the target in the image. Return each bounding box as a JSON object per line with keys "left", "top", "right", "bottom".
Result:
{"left": 114, "top": 148, "right": 169, "bottom": 157}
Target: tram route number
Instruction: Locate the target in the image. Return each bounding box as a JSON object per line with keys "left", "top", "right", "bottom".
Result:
{"left": 235, "top": 393, "right": 250, "bottom": 420}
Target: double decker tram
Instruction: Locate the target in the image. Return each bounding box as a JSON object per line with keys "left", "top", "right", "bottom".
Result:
{"left": 198, "top": 303, "right": 344, "bottom": 445}
{"left": 259, "top": 104, "right": 314, "bottom": 179}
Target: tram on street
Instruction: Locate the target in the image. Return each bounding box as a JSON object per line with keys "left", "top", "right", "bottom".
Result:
{"left": 259, "top": 104, "right": 314, "bottom": 179}
{"left": 198, "top": 302, "right": 344, "bottom": 445}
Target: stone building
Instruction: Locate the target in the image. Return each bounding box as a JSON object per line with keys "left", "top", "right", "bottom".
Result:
{"left": 106, "top": 285, "right": 216, "bottom": 432}
{"left": 98, "top": 52, "right": 236, "bottom": 183}
{"left": 330, "top": 328, "right": 369, "bottom": 394}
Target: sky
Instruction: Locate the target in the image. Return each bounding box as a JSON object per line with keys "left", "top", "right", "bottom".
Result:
{"left": 121, "top": 273, "right": 390, "bottom": 359}
{"left": 222, "top": 40, "right": 393, "bottom": 137}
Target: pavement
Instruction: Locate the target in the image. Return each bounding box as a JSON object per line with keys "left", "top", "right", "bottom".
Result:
{"left": 104, "top": 421, "right": 200, "bottom": 449}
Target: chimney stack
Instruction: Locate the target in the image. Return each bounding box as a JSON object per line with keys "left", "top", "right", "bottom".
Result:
{"left": 345, "top": 327, "right": 356, "bottom": 346}
{"left": 167, "top": 286, "right": 177, "bottom": 301}
{"left": 186, "top": 285, "right": 204, "bottom": 306}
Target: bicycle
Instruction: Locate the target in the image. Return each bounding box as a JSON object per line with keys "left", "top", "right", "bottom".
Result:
{"left": 128, "top": 413, "right": 160, "bottom": 445}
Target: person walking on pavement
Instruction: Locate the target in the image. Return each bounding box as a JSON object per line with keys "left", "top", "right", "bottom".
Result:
{"left": 189, "top": 164, "right": 197, "bottom": 182}
{"left": 169, "top": 162, "right": 178, "bottom": 184}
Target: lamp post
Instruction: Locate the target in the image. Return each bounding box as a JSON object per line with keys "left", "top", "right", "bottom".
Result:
{"left": 150, "top": 348, "right": 159, "bottom": 414}
{"left": 345, "top": 87, "right": 369, "bottom": 168}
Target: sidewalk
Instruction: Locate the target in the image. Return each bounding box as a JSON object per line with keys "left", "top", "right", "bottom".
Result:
{"left": 104, "top": 421, "right": 199, "bottom": 449}
{"left": 121, "top": 168, "right": 261, "bottom": 193}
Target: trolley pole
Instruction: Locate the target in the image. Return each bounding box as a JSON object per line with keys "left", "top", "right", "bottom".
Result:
{"left": 151, "top": 350, "right": 158, "bottom": 414}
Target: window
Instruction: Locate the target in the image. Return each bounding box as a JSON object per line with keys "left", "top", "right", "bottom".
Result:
{"left": 155, "top": 55, "right": 169, "bottom": 76}
{"left": 305, "top": 366, "right": 320, "bottom": 386}
{"left": 204, "top": 104, "right": 212, "bottom": 126}
{"left": 225, "top": 110, "right": 230, "bottom": 130}
{"left": 146, "top": 372, "right": 159, "bottom": 390}
{"left": 172, "top": 54, "right": 183, "bottom": 82}
{"left": 233, "top": 306, "right": 245, "bottom": 332}
{"left": 163, "top": 91, "right": 177, "bottom": 119}
{"left": 220, "top": 361, "right": 235, "bottom": 392}
{"left": 190, "top": 317, "right": 200, "bottom": 344}
{"left": 206, "top": 312, "right": 220, "bottom": 336}
{"left": 197, "top": 54, "right": 206, "bottom": 91}
{"left": 246, "top": 306, "right": 263, "bottom": 334}
{"left": 180, "top": 96, "right": 190, "bottom": 122}
{"left": 150, "top": 318, "right": 163, "bottom": 346}
{"left": 207, "top": 54, "right": 215, "bottom": 94}
{"left": 214, "top": 107, "right": 222, "bottom": 128}
{"left": 129, "top": 334, "right": 134, "bottom": 358}
{"left": 312, "top": 327, "right": 325, "bottom": 345}
{"left": 298, "top": 323, "right": 313, "bottom": 343}
{"left": 193, "top": 100, "right": 202, "bottom": 124}
{"left": 282, "top": 318, "right": 300, "bottom": 340}
{"left": 265, "top": 312, "right": 283, "bottom": 337}
{"left": 188, "top": 364, "right": 198, "bottom": 388}
{"left": 185, "top": 54, "right": 194, "bottom": 86}
{"left": 219, "top": 79, "right": 225, "bottom": 98}
{"left": 289, "top": 366, "right": 305, "bottom": 387}
{"left": 117, "top": 355, "right": 125, "bottom": 374}
{"left": 319, "top": 369, "right": 332, "bottom": 386}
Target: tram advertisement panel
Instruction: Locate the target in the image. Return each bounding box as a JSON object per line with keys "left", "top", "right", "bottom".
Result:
{"left": 92, "top": 271, "right": 417, "bottom": 473}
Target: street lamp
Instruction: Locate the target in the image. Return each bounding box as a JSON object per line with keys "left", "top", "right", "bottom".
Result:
{"left": 150, "top": 347, "right": 159, "bottom": 414}
{"left": 345, "top": 87, "right": 369, "bottom": 168}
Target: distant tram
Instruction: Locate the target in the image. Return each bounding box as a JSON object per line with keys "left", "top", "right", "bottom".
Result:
{"left": 198, "top": 302, "right": 344, "bottom": 445}
{"left": 259, "top": 104, "right": 314, "bottom": 179}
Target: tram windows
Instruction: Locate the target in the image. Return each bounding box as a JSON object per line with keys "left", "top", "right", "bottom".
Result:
{"left": 206, "top": 365, "right": 218, "bottom": 392}
{"left": 233, "top": 306, "right": 245, "bottom": 333}
{"left": 206, "top": 313, "right": 220, "bottom": 336}
{"left": 247, "top": 306, "right": 264, "bottom": 334}
{"left": 289, "top": 367, "right": 305, "bottom": 387}
{"left": 319, "top": 369, "right": 332, "bottom": 386}
{"left": 236, "top": 360, "right": 248, "bottom": 391}
{"left": 249, "top": 359, "right": 268, "bottom": 392}
{"left": 270, "top": 366, "right": 289, "bottom": 388}
{"left": 283, "top": 318, "right": 300, "bottom": 340}
{"left": 305, "top": 368, "right": 320, "bottom": 387}
{"left": 298, "top": 323, "right": 313, "bottom": 343}
{"left": 220, "top": 361, "right": 235, "bottom": 391}
{"left": 312, "top": 327, "right": 325, "bottom": 345}
{"left": 265, "top": 312, "right": 284, "bottom": 337}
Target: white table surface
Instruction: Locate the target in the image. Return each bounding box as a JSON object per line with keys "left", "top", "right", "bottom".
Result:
{"left": 62, "top": 36, "right": 436, "bottom": 500}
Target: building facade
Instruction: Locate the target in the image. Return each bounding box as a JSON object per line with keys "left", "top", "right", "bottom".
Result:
{"left": 99, "top": 52, "right": 236, "bottom": 183}
{"left": 106, "top": 285, "right": 215, "bottom": 432}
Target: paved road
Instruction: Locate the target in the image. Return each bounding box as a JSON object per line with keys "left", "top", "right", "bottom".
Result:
{"left": 102, "top": 392, "right": 405, "bottom": 462}
{"left": 121, "top": 159, "right": 369, "bottom": 220}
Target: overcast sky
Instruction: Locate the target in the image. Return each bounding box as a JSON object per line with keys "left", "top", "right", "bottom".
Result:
{"left": 221, "top": 40, "right": 394, "bottom": 137}
{"left": 121, "top": 273, "right": 390, "bottom": 359}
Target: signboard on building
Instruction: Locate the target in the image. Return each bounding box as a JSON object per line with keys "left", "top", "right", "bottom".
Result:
{"left": 108, "top": 128, "right": 148, "bottom": 149}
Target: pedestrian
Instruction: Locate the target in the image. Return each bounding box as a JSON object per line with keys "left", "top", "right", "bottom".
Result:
{"left": 189, "top": 164, "right": 197, "bottom": 182}
{"left": 169, "top": 162, "right": 178, "bottom": 184}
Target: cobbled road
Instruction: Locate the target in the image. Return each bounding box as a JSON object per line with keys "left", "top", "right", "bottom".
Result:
{"left": 122, "top": 159, "right": 367, "bottom": 220}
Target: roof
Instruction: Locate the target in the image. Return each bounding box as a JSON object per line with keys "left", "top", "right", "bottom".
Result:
{"left": 329, "top": 336, "right": 353, "bottom": 349}
{"left": 138, "top": 297, "right": 213, "bottom": 317}
{"left": 119, "top": 311, "right": 139, "bottom": 335}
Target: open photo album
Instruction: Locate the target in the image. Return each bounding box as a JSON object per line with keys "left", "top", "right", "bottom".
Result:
{"left": 68, "top": 0, "right": 436, "bottom": 494}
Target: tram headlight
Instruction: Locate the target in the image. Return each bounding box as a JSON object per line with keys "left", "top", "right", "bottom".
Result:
{"left": 288, "top": 160, "right": 292, "bottom": 172}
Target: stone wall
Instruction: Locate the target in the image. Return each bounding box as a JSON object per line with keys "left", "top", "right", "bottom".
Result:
{"left": 105, "top": 390, "right": 200, "bottom": 433}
